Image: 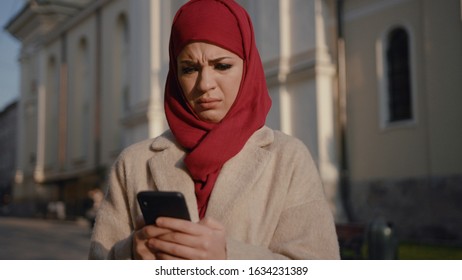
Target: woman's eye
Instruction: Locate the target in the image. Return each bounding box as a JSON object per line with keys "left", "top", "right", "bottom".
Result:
{"left": 215, "top": 63, "right": 232, "bottom": 71}
{"left": 181, "top": 66, "right": 196, "bottom": 74}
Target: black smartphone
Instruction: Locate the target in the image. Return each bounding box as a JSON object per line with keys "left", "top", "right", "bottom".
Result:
{"left": 137, "top": 191, "right": 191, "bottom": 225}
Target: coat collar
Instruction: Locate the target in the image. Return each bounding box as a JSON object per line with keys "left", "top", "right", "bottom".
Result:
{"left": 148, "top": 126, "right": 274, "bottom": 222}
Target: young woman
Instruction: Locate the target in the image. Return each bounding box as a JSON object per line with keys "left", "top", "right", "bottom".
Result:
{"left": 89, "top": 0, "right": 339, "bottom": 260}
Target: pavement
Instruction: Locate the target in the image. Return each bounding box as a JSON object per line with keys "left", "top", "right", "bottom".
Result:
{"left": 0, "top": 217, "right": 92, "bottom": 260}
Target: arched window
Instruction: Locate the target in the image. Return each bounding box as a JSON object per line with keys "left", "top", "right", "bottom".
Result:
{"left": 386, "top": 27, "right": 412, "bottom": 123}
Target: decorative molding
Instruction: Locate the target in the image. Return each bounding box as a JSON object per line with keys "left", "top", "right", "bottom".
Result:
{"left": 5, "top": 1, "right": 86, "bottom": 43}
{"left": 40, "top": 0, "right": 113, "bottom": 47}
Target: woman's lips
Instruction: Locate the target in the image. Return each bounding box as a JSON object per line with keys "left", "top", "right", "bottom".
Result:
{"left": 196, "top": 97, "right": 221, "bottom": 109}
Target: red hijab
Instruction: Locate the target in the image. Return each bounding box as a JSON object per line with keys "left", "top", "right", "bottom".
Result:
{"left": 165, "top": 0, "right": 272, "bottom": 219}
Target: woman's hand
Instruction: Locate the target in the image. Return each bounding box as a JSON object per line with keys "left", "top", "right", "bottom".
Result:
{"left": 132, "top": 216, "right": 172, "bottom": 260}
{"left": 147, "top": 217, "right": 227, "bottom": 260}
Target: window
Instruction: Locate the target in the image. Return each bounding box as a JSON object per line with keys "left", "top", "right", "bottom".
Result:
{"left": 386, "top": 27, "right": 412, "bottom": 122}
{"left": 377, "top": 25, "right": 415, "bottom": 128}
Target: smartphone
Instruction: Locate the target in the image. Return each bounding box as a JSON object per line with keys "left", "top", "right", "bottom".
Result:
{"left": 137, "top": 191, "right": 191, "bottom": 225}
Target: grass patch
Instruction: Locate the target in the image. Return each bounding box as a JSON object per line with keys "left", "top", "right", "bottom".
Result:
{"left": 340, "top": 241, "right": 462, "bottom": 260}
{"left": 398, "top": 242, "right": 462, "bottom": 260}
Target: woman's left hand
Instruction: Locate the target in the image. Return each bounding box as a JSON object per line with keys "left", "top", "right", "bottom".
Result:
{"left": 147, "top": 217, "right": 227, "bottom": 260}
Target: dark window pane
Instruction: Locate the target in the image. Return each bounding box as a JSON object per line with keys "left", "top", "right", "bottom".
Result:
{"left": 386, "top": 27, "right": 412, "bottom": 122}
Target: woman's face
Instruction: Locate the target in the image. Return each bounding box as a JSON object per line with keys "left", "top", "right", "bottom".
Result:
{"left": 177, "top": 42, "right": 244, "bottom": 123}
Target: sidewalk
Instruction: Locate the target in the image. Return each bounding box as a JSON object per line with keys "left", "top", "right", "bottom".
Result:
{"left": 0, "top": 217, "right": 91, "bottom": 260}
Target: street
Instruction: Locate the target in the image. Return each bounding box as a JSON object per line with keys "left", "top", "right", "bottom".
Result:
{"left": 0, "top": 217, "right": 91, "bottom": 260}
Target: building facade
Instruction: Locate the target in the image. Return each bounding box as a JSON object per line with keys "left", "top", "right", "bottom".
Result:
{"left": 342, "top": 0, "right": 462, "bottom": 241}
{"left": 6, "top": 0, "right": 462, "bottom": 242}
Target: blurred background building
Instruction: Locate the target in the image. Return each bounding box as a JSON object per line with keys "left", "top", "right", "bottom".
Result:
{"left": 3, "top": 0, "right": 462, "bottom": 244}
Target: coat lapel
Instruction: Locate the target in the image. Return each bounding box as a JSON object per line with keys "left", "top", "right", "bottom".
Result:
{"left": 206, "top": 127, "right": 274, "bottom": 221}
{"left": 146, "top": 127, "right": 274, "bottom": 223}
{"left": 147, "top": 131, "right": 199, "bottom": 221}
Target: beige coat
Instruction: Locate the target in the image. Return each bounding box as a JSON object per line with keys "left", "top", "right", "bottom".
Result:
{"left": 88, "top": 126, "right": 340, "bottom": 259}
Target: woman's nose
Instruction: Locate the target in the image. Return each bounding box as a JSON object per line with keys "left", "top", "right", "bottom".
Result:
{"left": 196, "top": 68, "right": 216, "bottom": 93}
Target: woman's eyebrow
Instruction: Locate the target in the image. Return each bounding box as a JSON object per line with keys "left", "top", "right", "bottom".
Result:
{"left": 209, "top": 56, "right": 234, "bottom": 63}
{"left": 178, "top": 59, "right": 196, "bottom": 65}
{"left": 179, "top": 56, "right": 234, "bottom": 64}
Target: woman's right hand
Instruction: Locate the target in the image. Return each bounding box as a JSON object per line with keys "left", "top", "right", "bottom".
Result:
{"left": 132, "top": 215, "right": 172, "bottom": 260}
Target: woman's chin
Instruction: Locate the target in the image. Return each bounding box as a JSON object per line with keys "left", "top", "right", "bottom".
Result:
{"left": 196, "top": 110, "right": 225, "bottom": 123}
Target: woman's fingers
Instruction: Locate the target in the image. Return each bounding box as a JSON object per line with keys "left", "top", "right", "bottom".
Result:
{"left": 132, "top": 229, "right": 156, "bottom": 260}
{"left": 132, "top": 237, "right": 156, "bottom": 260}
{"left": 132, "top": 223, "right": 172, "bottom": 260}
{"left": 150, "top": 217, "right": 226, "bottom": 260}
{"left": 156, "top": 217, "right": 202, "bottom": 235}
{"left": 132, "top": 217, "right": 227, "bottom": 259}
{"left": 149, "top": 237, "right": 201, "bottom": 259}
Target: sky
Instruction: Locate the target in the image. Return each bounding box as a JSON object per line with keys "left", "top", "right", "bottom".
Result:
{"left": 0, "top": 0, "right": 25, "bottom": 111}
